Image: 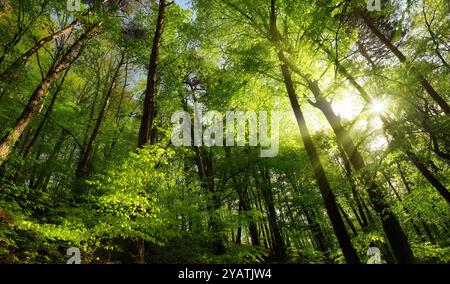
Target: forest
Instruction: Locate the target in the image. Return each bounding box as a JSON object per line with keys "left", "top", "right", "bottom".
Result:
{"left": 0, "top": 0, "right": 449, "bottom": 264}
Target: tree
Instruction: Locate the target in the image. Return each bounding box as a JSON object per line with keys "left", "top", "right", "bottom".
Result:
{"left": 0, "top": 22, "right": 101, "bottom": 165}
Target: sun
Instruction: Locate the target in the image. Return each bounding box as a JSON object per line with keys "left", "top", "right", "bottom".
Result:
{"left": 333, "top": 94, "right": 365, "bottom": 121}
{"left": 370, "top": 100, "right": 387, "bottom": 114}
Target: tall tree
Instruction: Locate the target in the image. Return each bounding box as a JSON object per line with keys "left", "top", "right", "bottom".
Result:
{"left": 0, "top": 22, "right": 101, "bottom": 165}
{"left": 138, "top": 0, "right": 168, "bottom": 147}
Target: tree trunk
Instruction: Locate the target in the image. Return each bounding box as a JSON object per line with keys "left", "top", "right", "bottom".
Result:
{"left": 34, "top": 129, "right": 68, "bottom": 190}
{"left": 0, "top": 0, "right": 48, "bottom": 66}
{"left": 406, "top": 150, "right": 450, "bottom": 204}
{"left": 106, "top": 58, "right": 129, "bottom": 158}
{"left": 21, "top": 68, "right": 71, "bottom": 159}
{"left": 76, "top": 56, "right": 123, "bottom": 179}
{"left": 235, "top": 204, "right": 242, "bottom": 244}
{"left": 321, "top": 47, "right": 450, "bottom": 206}
{"left": 337, "top": 144, "right": 369, "bottom": 229}
{"left": 225, "top": 148, "right": 260, "bottom": 246}
{"left": 269, "top": 0, "right": 359, "bottom": 263}
{"left": 356, "top": 9, "right": 450, "bottom": 114}
{"left": 259, "top": 166, "right": 285, "bottom": 259}
{"left": 279, "top": 61, "right": 360, "bottom": 264}
{"left": 338, "top": 203, "right": 358, "bottom": 236}
{"left": 0, "top": 23, "right": 100, "bottom": 166}
{"left": 305, "top": 208, "right": 330, "bottom": 254}
{"left": 0, "top": 4, "right": 98, "bottom": 82}
{"left": 306, "top": 80, "right": 415, "bottom": 263}
{"left": 138, "top": 0, "right": 166, "bottom": 147}
{"left": 4, "top": 70, "right": 69, "bottom": 184}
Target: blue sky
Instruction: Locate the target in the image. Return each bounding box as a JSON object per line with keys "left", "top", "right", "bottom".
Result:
{"left": 174, "top": 0, "right": 191, "bottom": 10}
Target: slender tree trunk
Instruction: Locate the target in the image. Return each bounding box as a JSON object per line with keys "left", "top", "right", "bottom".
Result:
{"left": 205, "top": 151, "right": 226, "bottom": 255}
{"left": 0, "top": 23, "right": 100, "bottom": 166}
{"left": 0, "top": 4, "right": 99, "bottom": 82}
{"left": 307, "top": 81, "right": 414, "bottom": 263}
{"left": 356, "top": 9, "right": 450, "bottom": 114}
{"left": 0, "top": 0, "right": 48, "bottom": 66}
{"left": 357, "top": 41, "right": 376, "bottom": 68}
{"left": 422, "top": 7, "right": 450, "bottom": 72}
{"left": 306, "top": 208, "right": 330, "bottom": 254}
{"left": 259, "top": 166, "right": 285, "bottom": 259}
{"left": 277, "top": 182, "right": 298, "bottom": 246}
{"left": 191, "top": 121, "right": 225, "bottom": 254}
{"left": 34, "top": 129, "right": 68, "bottom": 190}
{"left": 22, "top": 68, "right": 71, "bottom": 159}
{"left": 251, "top": 166, "right": 274, "bottom": 252}
{"left": 235, "top": 204, "right": 242, "bottom": 244}
{"left": 338, "top": 203, "right": 358, "bottom": 236}
{"left": 2, "top": 52, "right": 71, "bottom": 184}
{"left": 321, "top": 47, "right": 450, "bottom": 206}
{"left": 245, "top": 189, "right": 261, "bottom": 246}
{"left": 419, "top": 115, "right": 450, "bottom": 162}
{"left": 337, "top": 143, "right": 369, "bottom": 229}
{"left": 285, "top": 172, "right": 331, "bottom": 254}
{"left": 138, "top": 0, "right": 166, "bottom": 147}
{"left": 237, "top": 178, "right": 260, "bottom": 246}
{"left": 269, "top": 0, "right": 359, "bottom": 263}
{"left": 225, "top": 148, "right": 260, "bottom": 246}
{"left": 81, "top": 73, "right": 101, "bottom": 155}
{"left": 76, "top": 56, "right": 123, "bottom": 179}
{"left": 395, "top": 160, "right": 439, "bottom": 244}
{"left": 106, "top": 57, "right": 129, "bottom": 158}
{"left": 279, "top": 62, "right": 360, "bottom": 263}
{"left": 406, "top": 149, "right": 450, "bottom": 204}
{"left": 247, "top": 175, "right": 266, "bottom": 247}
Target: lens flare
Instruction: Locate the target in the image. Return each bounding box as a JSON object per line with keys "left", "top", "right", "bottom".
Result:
{"left": 370, "top": 100, "right": 387, "bottom": 114}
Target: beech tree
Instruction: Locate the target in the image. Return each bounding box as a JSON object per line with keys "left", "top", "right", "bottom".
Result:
{"left": 0, "top": 0, "right": 448, "bottom": 264}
